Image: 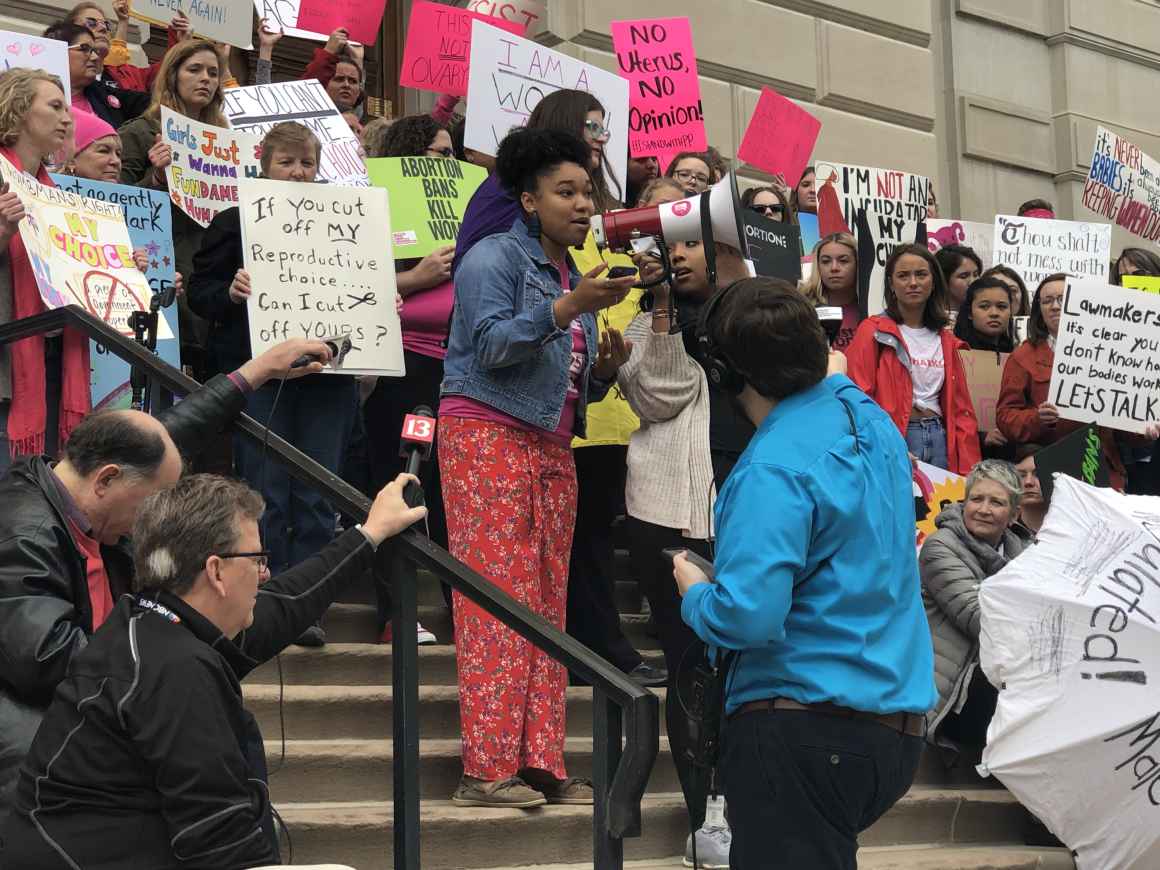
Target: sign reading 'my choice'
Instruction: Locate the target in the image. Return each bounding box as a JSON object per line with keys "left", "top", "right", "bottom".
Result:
{"left": 464, "top": 20, "right": 629, "bottom": 195}
{"left": 222, "top": 80, "right": 369, "bottom": 187}
{"left": 1049, "top": 278, "right": 1160, "bottom": 434}
{"left": 161, "top": 107, "right": 262, "bottom": 228}
{"left": 400, "top": 2, "right": 524, "bottom": 97}
{"left": 610, "top": 17, "right": 705, "bottom": 157}
{"left": 365, "top": 156, "right": 488, "bottom": 259}
{"left": 814, "top": 160, "right": 930, "bottom": 235}
{"left": 992, "top": 214, "right": 1110, "bottom": 290}
{"left": 0, "top": 159, "right": 169, "bottom": 340}
{"left": 238, "top": 177, "right": 404, "bottom": 376}
{"left": 1082, "top": 126, "right": 1160, "bottom": 245}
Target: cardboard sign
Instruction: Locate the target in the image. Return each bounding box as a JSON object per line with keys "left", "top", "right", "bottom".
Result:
{"left": 296, "top": 0, "right": 387, "bottom": 46}
{"left": 992, "top": 214, "right": 1111, "bottom": 290}
{"left": 1123, "top": 275, "right": 1160, "bottom": 295}
{"left": 0, "top": 160, "right": 168, "bottom": 340}
{"left": 464, "top": 20, "right": 630, "bottom": 196}
{"left": 927, "top": 218, "right": 994, "bottom": 269}
{"left": 238, "top": 177, "right": 403, "bottom": 376}
{"left": 1013, "top": 315, "right": 1029, "bottom": 345}
{"left": 740, "top": 210, "right": 801, "bottom": 282}
{"left": 956, "top": 348, "right": 1009, "bottom": 432}
{"left": 222, "top": 80, "right": 369, "bottom": 188}
{"left": 160, "top": 107, "right": 262, "bottom": 228}
{"left": 815, "top": 160, "right": 930, "bottom": 236}
{"left": 913, "top": 460, "right": 966, "bottom": 552}
{"left": 0, "top": 29, "right": 71, "bottom": 104}
{"left": 131, "top": 0, "right": 252, "bottom": 49}
{"left": 465, "top": 0, "right": 545, "bottom": 33}
{"left": 400, "top": 2, "right": 524, "bottom": 97}
{"left": 251, "top": 0, "right": 329, "bottom": 41}
{"left": 610, "top": 17, "right": 706, "bottom": 158}
{"left": 365, "top": 156, "right": 487, "bottom": 259}
{"left": 1050, "top": 278, "right": 1160, "bottom": 434}
{"left": 854, "top": 206, "right": 924, "bottom": 316}
{"left": 1034, "top": 423, "right": 1109, "bottom": 503}
{"left": 51, "top": 174, "right": 181, "bottom": 407}
{"left": 736, "top": 87, "right": 820, "bottom": 189}
{"left": 1082, "top": 126, "right": 1160, "bottom": 245}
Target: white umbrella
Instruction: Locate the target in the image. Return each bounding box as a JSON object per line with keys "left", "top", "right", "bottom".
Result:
{"left": 979, "top": 475, "right": 1160, "bottom": 870}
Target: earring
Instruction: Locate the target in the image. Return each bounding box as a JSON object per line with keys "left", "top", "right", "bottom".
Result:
{"left": 526, "top": 211, "right": 542, "bottom": 239}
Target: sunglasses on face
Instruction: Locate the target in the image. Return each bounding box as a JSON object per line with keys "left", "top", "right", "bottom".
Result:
{"left": 583, "top": 119, "right": 611, "bottom": 141}
{"left": 749, "top": 203, "right": 784, "bottom": 217}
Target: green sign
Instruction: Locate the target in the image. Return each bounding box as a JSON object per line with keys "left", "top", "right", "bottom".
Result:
{"left": 365, "top": 156, "right": 488, "bottom": 259}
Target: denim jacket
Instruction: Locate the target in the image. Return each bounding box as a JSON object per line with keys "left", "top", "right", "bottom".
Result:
{"left": 441, "top": 219, "right": 611, "bottom": 436}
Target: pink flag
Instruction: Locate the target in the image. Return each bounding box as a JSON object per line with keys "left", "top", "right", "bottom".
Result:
{"left": 737, "top": 86, "right": 821, "bottom": 187}
{"left": 611, "top": 17, "right": 705, "bottom": 158}
{"left": 296, "top": 0, "right": 389, "bottom": 46}
{"left": 400, "top": 2, "right": 524, "bottom": 97}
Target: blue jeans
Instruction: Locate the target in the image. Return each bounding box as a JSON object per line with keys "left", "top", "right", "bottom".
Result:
{"left": 234, "top": 375, "right": 358, "bottom": 574}
{"left": 906, "top": 416, "right": 949, "bottom": 471}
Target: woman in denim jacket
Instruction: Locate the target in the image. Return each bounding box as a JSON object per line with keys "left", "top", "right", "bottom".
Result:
{"left": 439, "top": 128, "right": 636, "bottom": 808}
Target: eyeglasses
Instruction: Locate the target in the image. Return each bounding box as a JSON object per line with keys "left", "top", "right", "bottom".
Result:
{"left": 217, "top": 551, "right": 270, "bottom": 570}
{"left": 1040, "top": 294, "right": 1065, "bottom": 308}
{"left": 69, "top": 43, "right": 102, "bottom": 57}
{"left": 583, "top": 119, "right": 611, "bottom": 141}
{"left": 426, "top": 146, "right": 453, "bottom": 158}
{"left": 749, "top": 203, "right": 785, "bottom": 218}
{"left": 81, "top": 16, "right": 109, "bottom": 32}
{"left": 674, "top": 168, "right": 711, "bottom": 188}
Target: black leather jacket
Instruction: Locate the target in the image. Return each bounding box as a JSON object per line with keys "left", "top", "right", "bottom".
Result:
{"left": 0, "top": 373, "right": 246, "bottom": 821}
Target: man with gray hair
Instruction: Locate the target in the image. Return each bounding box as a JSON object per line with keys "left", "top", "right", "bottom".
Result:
{"left": 1, "top": 472, "right": 425, "bottom": 869}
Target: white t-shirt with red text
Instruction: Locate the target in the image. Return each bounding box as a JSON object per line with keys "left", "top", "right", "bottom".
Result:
{"left": 899, "top": 325, "right": 945, "bottom": 416}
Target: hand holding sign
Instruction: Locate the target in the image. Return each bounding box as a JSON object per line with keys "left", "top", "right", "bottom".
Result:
{"left": 0, "top": 181, "right": 26, "bottom": 249}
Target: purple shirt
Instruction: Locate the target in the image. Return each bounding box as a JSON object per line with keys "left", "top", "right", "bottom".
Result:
{"left": 451, "top": 174, "right": 520, "bottom": 278}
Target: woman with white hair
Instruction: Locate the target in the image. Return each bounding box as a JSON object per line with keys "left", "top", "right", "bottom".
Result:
{"left": 920, "top": 459, "right": 1026, "bottom": 756}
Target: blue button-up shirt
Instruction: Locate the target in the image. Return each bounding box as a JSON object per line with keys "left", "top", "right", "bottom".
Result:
{"left": 681, "top": 375, "right": 937, "bottom": 715}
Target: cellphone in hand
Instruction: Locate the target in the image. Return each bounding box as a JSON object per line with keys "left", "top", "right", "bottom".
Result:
{"left": 607, "top": 265, "right": 638, "bottom": 280}
{"left": 662, "top": 548, "right": 716, "bottom": 582}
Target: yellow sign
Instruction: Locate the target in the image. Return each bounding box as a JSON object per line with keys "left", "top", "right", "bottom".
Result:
{"left": 1122, "top": 275, "right": 1160, "bottom": 295}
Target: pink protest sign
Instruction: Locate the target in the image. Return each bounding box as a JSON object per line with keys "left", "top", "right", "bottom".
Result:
{"left": 296, "top": 0, "right": 388, "bottom": 46}
{"left": 737, "top": 86, "right": 821, "bottom": 186}
{"left": 400, "top": 1, "right": 524, "bottom": 97}
{"left": 611, "top": 17, "right": 705, "bottom": 158}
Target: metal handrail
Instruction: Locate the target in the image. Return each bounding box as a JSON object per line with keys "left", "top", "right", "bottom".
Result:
{"left": 0, "top": 305, "right": 659, "bottom": 869}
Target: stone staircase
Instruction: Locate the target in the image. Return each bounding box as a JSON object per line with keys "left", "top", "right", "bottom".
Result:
{"left": 243, "top": 551, "right": 1075, "bottom": 869}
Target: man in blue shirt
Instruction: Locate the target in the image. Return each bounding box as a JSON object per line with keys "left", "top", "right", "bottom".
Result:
{"left": 675, "top": 278, "right": 937, "bottom": 869}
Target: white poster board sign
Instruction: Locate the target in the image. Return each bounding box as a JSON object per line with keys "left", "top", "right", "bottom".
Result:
{"left": 223, "top": 80, "right": 369, "bottom": 188}
{"left": 465, "top": 0, "right": 545, "bottom": 33}
{"left": 252, "top": 0, "right": 329, "bottom": 41}
{"left": 992, "top": 214, "right": 1111, "bottom": 291}
{"left": 0, "top": 30, "right": 71, "bottom": 104}
{"left": 464, "top": 19, "right": 629, "bottom": 197}
{"left": 815, "top": 160, "right": 930, "bottom": 234}
{"left": 1049, "top": 278, "right": 1160, "bottom": 434}
{"left": 161, "top": 107, "right": 262, "bottom": 228}
{"left": 132, "top": 0, "right": 252, "bottom": 49}
{"left": 238, "top": 177, "right": 403, "bottom": 376}
{"left": 927, "top": 218, "right": 994, "bottom": 269}
{"left": 1083, "top": 125, "right": 1160, "bottom": 245}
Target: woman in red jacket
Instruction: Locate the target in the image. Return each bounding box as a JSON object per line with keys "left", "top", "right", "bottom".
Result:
{"left": 847, "top": 244, "right": 980, "bottom": 474}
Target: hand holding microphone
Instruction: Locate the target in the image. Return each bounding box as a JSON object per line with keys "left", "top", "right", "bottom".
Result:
{"left": 399, "top": 406, "right": 437, "bottom": 510}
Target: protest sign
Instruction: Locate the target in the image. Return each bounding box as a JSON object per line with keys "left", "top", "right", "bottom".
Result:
{"left": 465, "top": 0, "right": 544, "bottom": 32}
{"left": 736, "top": 87, "right": 820, "bottom": 189}
{"left": 1049, "top": 278, "right": 1160, "bottom": 434}
{"left": 296, "top": 0, "right": 387, "bottom": 45}
{"left": 0, "top": 29, "right": 71, "bottom": 104}
{"left": 1013, "top": 315, "right": 1029, "bottom": 345}
{"left": 252, "top": 0, "right": 329, "bottom": 41}
{"left": 610, "top": 17, "right": 705, "bottom": 158}
{"left": 798, "top": 211, "right": 820, "bottom": 258}
{"left": 854, "top": 207, "right": 924, "bottom": 316}
{"left": 927, "top": 218, "right": 993, "bottom": 269}
{"left": 161, "top": 107, "right": 262, "bottom": 228}
{"left": 1034, "top": 423, "right": 1109, "bottom": 503}
{"left": 956, "top": 348, "right": 1009, "bottom": 432}
{"left": 740, "top": 209, "right": 801, "bottom": 282}
{"left": 1123, "top": 275, "right": 1160, "bottom": 295}
{"left": 51, "top": 174, "right": 181, "bottom": 407}
{"left": 400, "top": 2, "right": 524, "bottom": 97}
{"left": 222, "top": 80, "right": 369, "bottom": 188}
{"left": 464, "top": 20, "right": 630, "bottom": 196}
{"left": 131, "top": 0, "right": 251, "bottom": 49}
{"left": 992, "top": 214, "right": 1111, "bottom": 290}
{"left": 365, "top": 156, "right": 487, "bottom": 259}
{"left": 238, "top": 177, "right": 403, "bottom": 376}
{"left": 815, "top": 160, "right": 930, "bottom": 235}
{"left": 1082, "top": 126, "right": 1160, "bottom": 245}
{"left": 0, "top": 159, "right": 168, "bottom": 342}
{"left": 913, "top": 460, "right": 965, "bottom": 551}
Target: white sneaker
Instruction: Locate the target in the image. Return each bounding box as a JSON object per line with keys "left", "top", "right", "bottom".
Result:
{"left": 416, "top": 622, "right": 437, "bottom": 645}
{"left": 683, "top": 823, "right": 731, "bottom": 868}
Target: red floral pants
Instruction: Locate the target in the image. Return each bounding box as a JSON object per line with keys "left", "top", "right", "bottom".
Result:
{"left": 439, "top": 417, "right": 577, "bottom": 780}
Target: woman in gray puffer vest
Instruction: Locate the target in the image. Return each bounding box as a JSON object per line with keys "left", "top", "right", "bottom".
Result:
{"left": 920, "top": 459, "right": 1026, "bottom": 756}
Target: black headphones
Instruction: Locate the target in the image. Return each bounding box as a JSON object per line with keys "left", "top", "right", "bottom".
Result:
{"left": 696, "top": 280, "right": 748, "bottom": 396}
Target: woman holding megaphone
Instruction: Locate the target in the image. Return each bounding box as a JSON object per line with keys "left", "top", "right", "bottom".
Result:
{"left": 438, "top": 126, "right": 636, "bottom": 809}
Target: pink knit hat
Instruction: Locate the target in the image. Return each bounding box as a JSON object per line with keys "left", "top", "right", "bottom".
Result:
{"left": 70, "top": 107, "right": 117, "bottom": 156}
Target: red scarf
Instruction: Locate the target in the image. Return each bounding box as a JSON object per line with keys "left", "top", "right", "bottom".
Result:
{"left": 1, "top": 148, "right": 91, "bottom": 457}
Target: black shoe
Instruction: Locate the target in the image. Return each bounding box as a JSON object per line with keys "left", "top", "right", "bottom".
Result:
{"left": 627, "top": 662, "right": 668, "bottom": 688}
{"left": 294, "top": 622, "right": 326, "bottom": 647}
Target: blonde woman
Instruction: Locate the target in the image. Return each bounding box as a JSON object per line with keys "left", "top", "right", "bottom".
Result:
{"left": 800, "top": 232, "right": 859, "bottom": 351}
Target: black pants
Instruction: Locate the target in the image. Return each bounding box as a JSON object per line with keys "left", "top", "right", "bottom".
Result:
{"left": 566, "top": 445, "right": 642, "bottom": 675}
{"left": 939, "top": 666, "right": 998, "bottom": 749}
{"left": 721, "top": 709, "right": 923, "bottom": 869}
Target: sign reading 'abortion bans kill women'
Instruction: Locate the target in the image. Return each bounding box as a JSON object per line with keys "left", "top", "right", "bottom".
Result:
{"left": 1083, "top": 126, "right": 1160, "bottom": 244}
{"left": 1049, "top": 278, "right": 1160, "bottom": 434}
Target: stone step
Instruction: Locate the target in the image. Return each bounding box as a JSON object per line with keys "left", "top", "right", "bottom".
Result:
{"left": 274, "top": 789, "right": 1028, "bottom": 870}
{"left": 264, "top": 736, "right": 682, "bottom": 801}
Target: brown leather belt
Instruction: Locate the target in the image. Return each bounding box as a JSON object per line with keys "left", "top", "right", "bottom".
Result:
{"left": 732, "top": 698, "right": 925, "bottom": 738}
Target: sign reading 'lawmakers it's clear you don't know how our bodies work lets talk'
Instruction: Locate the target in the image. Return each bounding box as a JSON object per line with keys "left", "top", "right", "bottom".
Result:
{"left": 1049, "top": 278, "right": 1160, "bottom": 435}
{"left": 238, "top": 177, "right": 404, "bottom": 377}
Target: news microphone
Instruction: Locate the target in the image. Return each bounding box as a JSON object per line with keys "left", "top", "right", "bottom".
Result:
{"left": 817, "top": 306, "right": 843, "bottom": 347}
{"left": 399, "top": 405, "right": 436, "bottom": 508}
{"left": 290, "top": 332, "right": 354, "bottom": 369}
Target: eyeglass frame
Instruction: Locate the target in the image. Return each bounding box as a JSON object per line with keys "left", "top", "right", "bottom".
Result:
{"left": 80, "top": 16, "right": 110, "bottom": 32}
{"left": 673, "top": 168, "right": 711, "bottom": 187}
{"left": 69, "top": 42, "right": 102, "bottom": 57}
{"left": 583, "top": 118, "right": 611, "bottom": 141}
{"left": 216, "top": 551, "right": 271, "bottom": 570}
